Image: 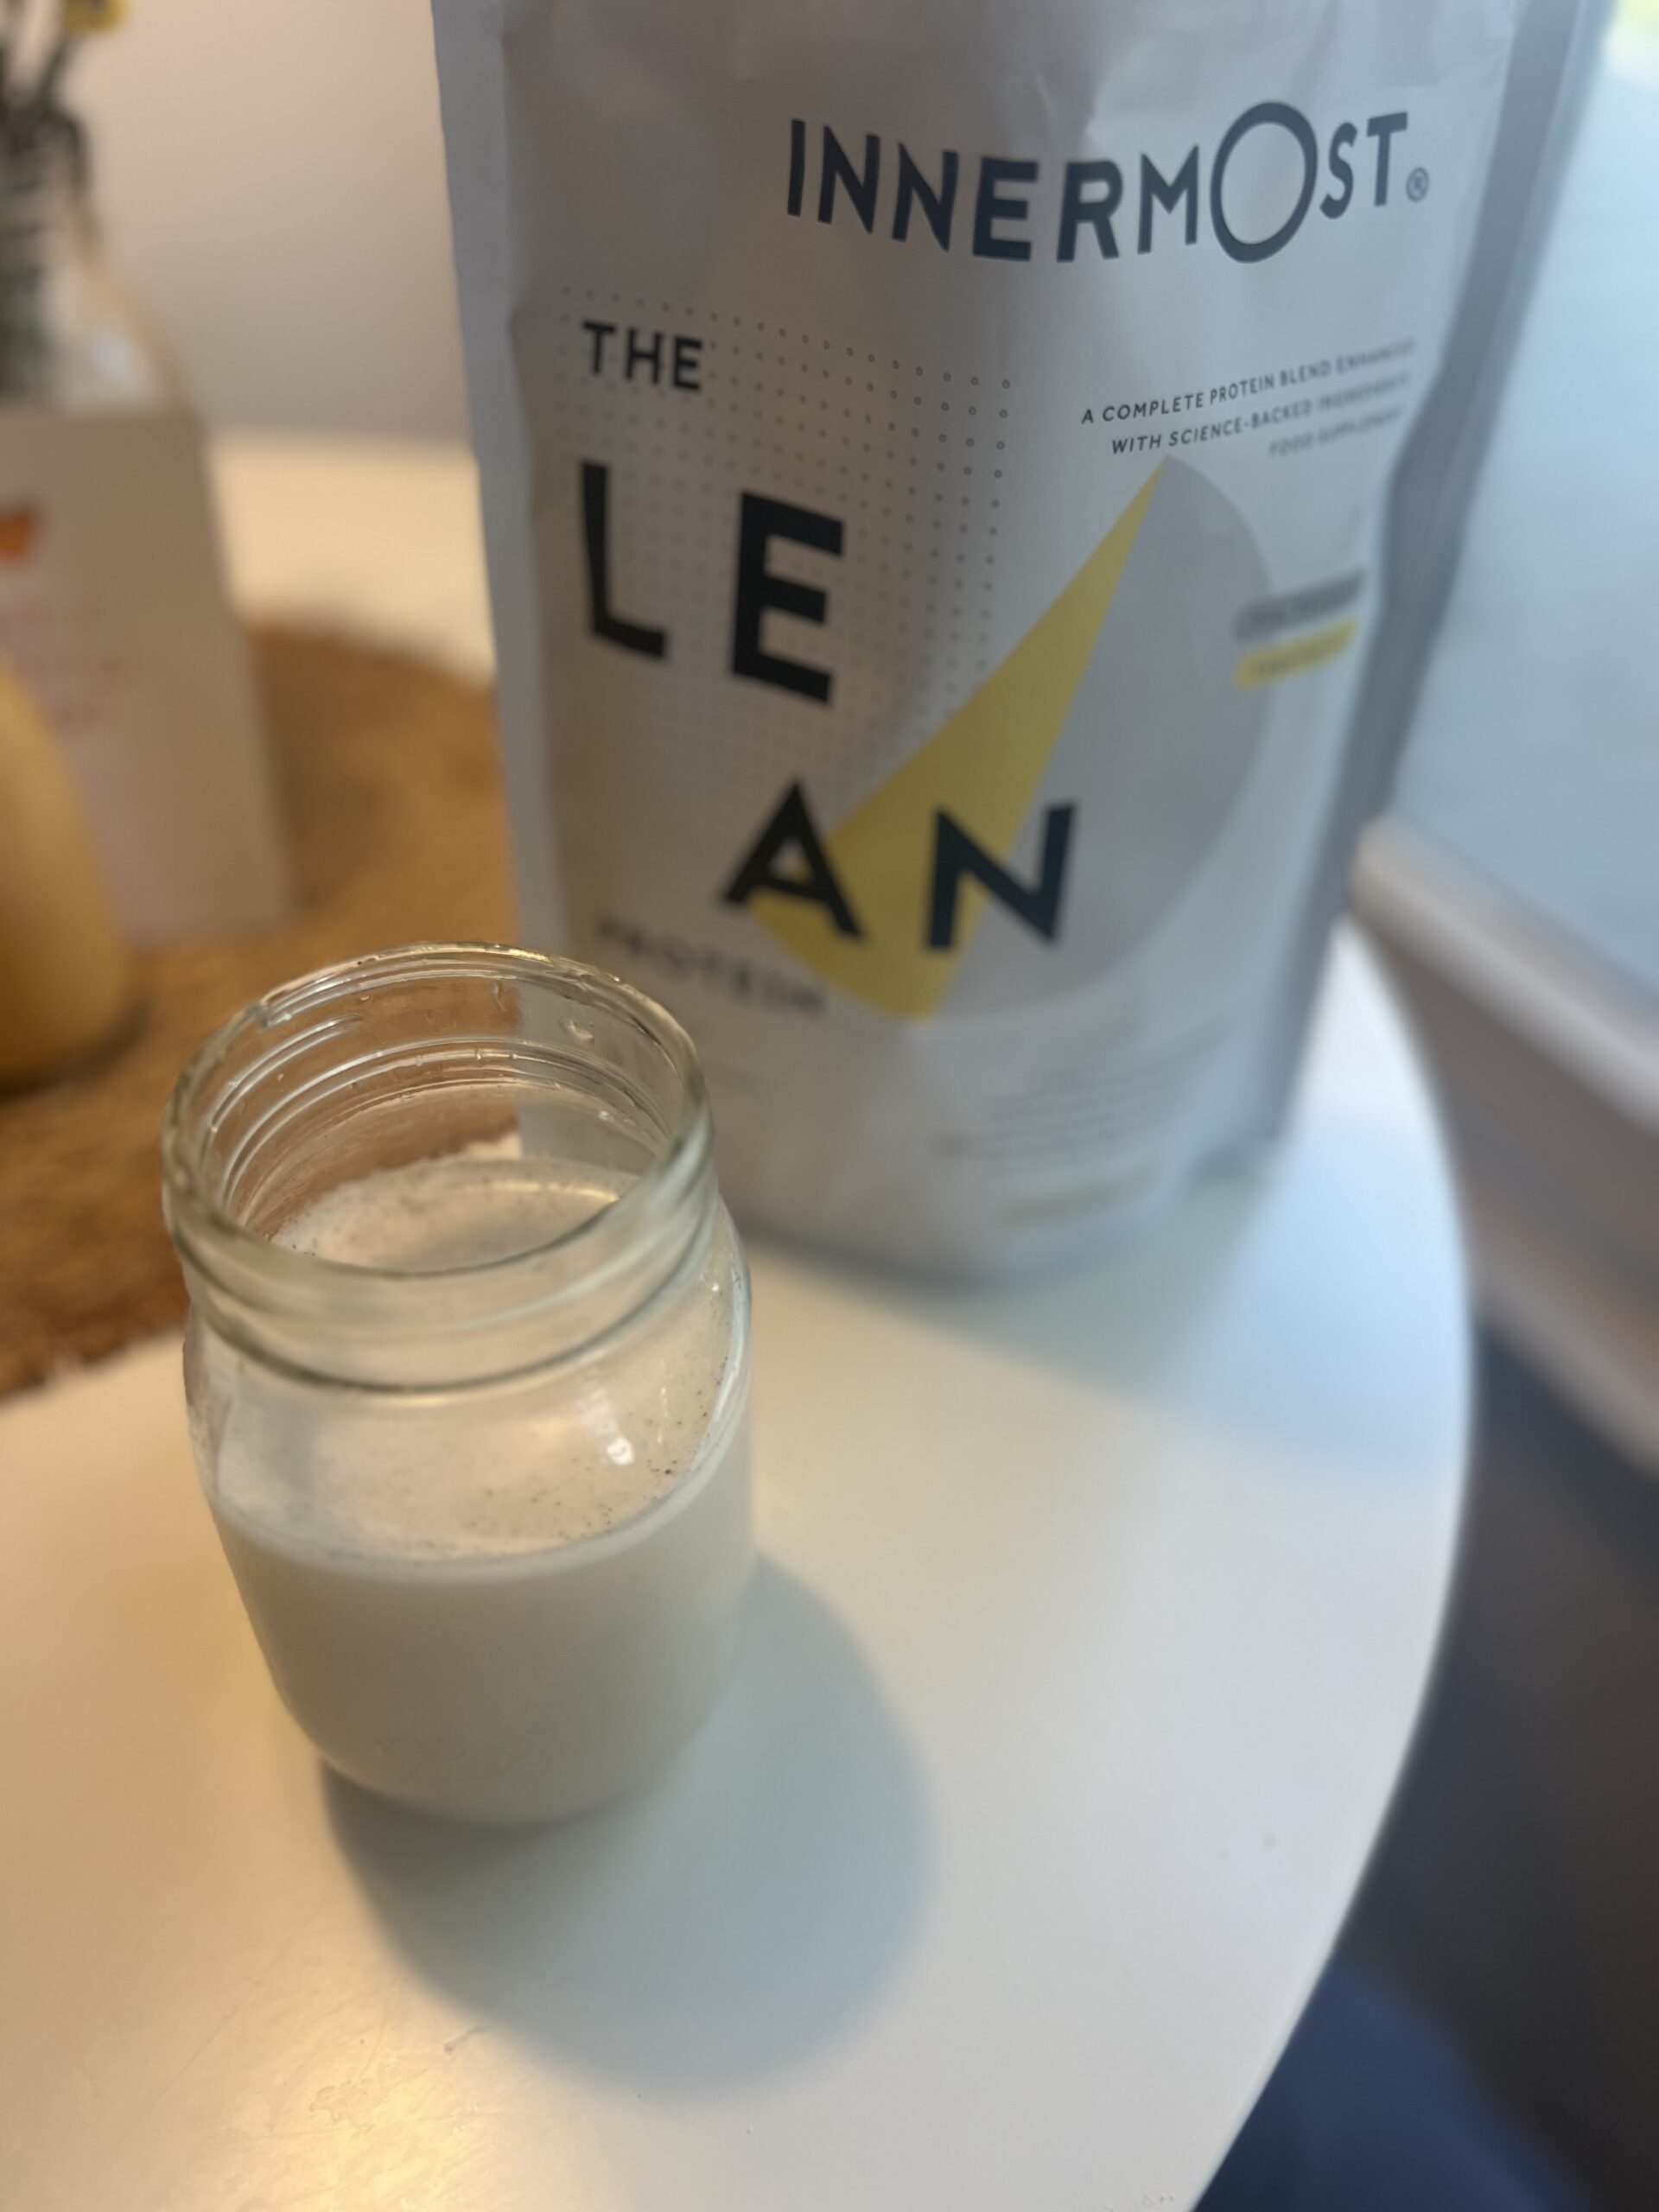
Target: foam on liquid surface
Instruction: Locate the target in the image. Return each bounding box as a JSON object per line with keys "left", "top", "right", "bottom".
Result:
{"left": 208, "top": 1144, "right": 738, "bottom": 1566}
{"left": 275, "top": 1141, "right": 615, "bottom": 1273}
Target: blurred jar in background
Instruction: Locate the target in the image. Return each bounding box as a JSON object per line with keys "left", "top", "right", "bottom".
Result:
{"left": 0, "top": 116, "right": 133, "bottom": 1087}
{"left": 0, "top": 109, "right": 168, "bottom": 404}
{"left": 0, "top": 77, "right": 288, "bottom": 1005}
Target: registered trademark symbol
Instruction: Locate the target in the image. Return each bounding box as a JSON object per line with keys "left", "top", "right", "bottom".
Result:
{"left": 1407, "top": 167, "right": 1430, "bottom": 202}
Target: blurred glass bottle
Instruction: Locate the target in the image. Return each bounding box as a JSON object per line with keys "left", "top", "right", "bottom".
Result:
{"left": 0, "top": 113, "right": 133, "bottom": 1088}
{"left": 0, "top": 60, "right": 289, "bottom": 1028}
{"left": 0, "top": 108, "right": 169, "bottom": 404}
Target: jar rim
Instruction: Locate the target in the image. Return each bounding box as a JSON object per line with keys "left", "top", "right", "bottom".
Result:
{"left": 161, "top": 944, "right": 717, "bottom": 1381}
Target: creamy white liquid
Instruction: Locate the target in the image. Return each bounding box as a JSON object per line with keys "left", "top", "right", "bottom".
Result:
{"left": 203, "top": 1147, "right": 752, "bottom": 1824}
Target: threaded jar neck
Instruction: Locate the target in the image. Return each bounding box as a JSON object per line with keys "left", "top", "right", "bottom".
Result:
{"left": 162, "top": 944, "right": 718, "bottom": 1389}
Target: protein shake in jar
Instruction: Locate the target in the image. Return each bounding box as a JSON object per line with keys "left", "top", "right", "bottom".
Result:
{"left": 162, "top": 944, "right": 752, "bottom": 1826}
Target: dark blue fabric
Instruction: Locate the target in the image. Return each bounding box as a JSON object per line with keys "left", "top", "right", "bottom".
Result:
{"left": 1198, "top": 1966, "right": 1591, "bottom": 2212}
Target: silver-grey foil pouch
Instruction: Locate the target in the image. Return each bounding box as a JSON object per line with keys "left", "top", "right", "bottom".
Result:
{"left": 433, "top": 0, "right": 1591, "bottom": 1274}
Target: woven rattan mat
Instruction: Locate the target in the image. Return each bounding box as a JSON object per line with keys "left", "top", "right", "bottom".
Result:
{"left": 0, "top": 626, "right": 513, "bottom": 1397}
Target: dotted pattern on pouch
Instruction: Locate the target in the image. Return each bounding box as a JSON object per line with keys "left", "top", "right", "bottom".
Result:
{"left": 551, "top": 287, "right": 1017, "bottom": 834}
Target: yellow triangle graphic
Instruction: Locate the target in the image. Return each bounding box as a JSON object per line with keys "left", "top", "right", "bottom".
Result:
{"left": 753, "top": 467, "right": 1161, "bottom": 1017}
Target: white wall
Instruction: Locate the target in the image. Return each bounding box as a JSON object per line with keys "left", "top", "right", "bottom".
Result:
{"left": 75, "top": 0, "right": 467, "bottom": 437}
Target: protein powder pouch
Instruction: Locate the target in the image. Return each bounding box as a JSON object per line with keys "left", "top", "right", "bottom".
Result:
{"left": 431, "top": 0, "right": 1593, "bottom": 1276}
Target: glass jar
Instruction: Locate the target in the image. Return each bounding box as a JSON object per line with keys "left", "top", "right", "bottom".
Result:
{"left": 0, "top": 116, "right": 176, "bottom": 406}
{"left": 0, "top": 118, "right": 144, "bottom": 1087}
{"left": 1, "top": 105, "right": 282, "bottom": 960}
{"left": 162, "top": 944, "right": 753, "bottom": 1826}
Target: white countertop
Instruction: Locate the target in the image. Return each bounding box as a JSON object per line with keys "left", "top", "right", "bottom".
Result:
{"left": 0, "top": 439, "right": 1471, "bottom": 2212}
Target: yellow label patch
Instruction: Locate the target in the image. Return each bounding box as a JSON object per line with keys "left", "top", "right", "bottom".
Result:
{"left": 1233, "top": 619, "right": 1357, "bottom": 690}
